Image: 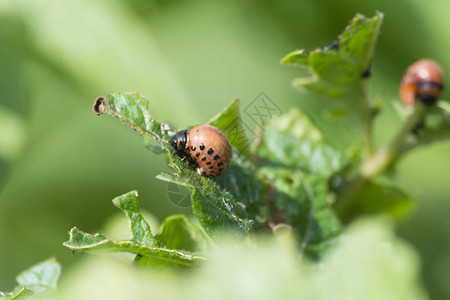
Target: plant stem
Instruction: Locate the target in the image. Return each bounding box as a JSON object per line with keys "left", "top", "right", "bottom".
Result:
{"left": 360, "top": 13, "right": 383, "bottom": 159}
{"left": 335, "top": 102, "right": 428, "bottom": 216}
{"left": 359, "top": 102, "right": 427, "bottom": 179}
{"left": 361, "top": 78, "right": 374, "bottom": 158}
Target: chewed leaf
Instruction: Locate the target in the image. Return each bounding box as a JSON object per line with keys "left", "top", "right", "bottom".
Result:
{"left": 111, "top": 191, "right": 162, "bottom": 248}
{"left": 207, "top": 98, "right": 251, "bottom": 158}
{"left": 158, "top": 145, "right": 261, "bottom": 238}
{"left": 64, "top": 191, "right": 205, "bottom": 267}
{"left": 1, "top": 257, "right": 61, "bottom": 299}
{"left": 214, "top": 152, "right": 262, "bottom": 223}
{"left": 95, "top": 93, "right": 262, "bottom": 239}
{"left": 64, "top": 228, "right": 204, "bottom": 267}
{"left": 282, "top": 13, "right": 383, "bottom": 98}
{"left": 157, "top": 168, "right": 253, "bottom": 239}
{"left": 93, "top": 93, "right": 176, "bottom": 153}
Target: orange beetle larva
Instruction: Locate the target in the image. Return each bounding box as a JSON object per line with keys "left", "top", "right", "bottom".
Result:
{"left": 400, "top": 59, "right": 444, "bottom": 107}
{"left": 171, "top": 125, "right": 232, "bottom": 176}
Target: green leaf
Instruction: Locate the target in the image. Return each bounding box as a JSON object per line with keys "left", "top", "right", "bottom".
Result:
{"left": 281, "top": 13, "right": 383, "bottom": 98}
{"left": 281, "top": 13, "right": 383, "bottom": 127}
{"left": 64, "top": 191, "right": 204, "bottom": 267}
{"left": 0, "top": 287, "right": 33, "bottom": 300}
{"left": 95, "top": 92, "right": 261, "bottom": 239}
{"left": 156, "top": 168, "right": 253, "bottom": 239}
{"left": 336, "top": 181, "right": 415, "bottom": 222}
{"left": 156, "top": 148, "right": 259, "bottom": 240}
{"left": 59, "top": 218, "right": 427, "bottom": 300}
{"left": 312, "top": 217, "right": 427, "bottom": 300}
{"left": 111, "top": 191, "right": 161, "bottom": 248}
{"left": 155, "top": 215, "right": 212, "bottom": 252}
{"left": 257, "top": 109, "right": 346, "bottom": 177}
{"left": 214, "top": 152, "right": 262, "bottom": 224}
{"left": 15, "top": 257, "right": 61, "bottom": 294}
{"left": 405, "top": 104, "right": 450, "bottom": 150}
{"left": 280, "top": 49, "right": 309, "bottom": 66}
{"left": 255, "top": 109, "right": 345, "bottom": 256}
{"left": 64, "top": 227, "right": 204, "bottom": 268}
{"left": 207, "top": 98, "right": 251, "bottom": 158}
{"left": 1, "top": 257, "right": 61, "bottom": 300}
{"left": 93, "top": 93, "right": 176, "bottom": 153}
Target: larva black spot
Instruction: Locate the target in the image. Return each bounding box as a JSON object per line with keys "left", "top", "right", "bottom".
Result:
{"left": 191, "top": 146, "right": 196, "bottom": 151}
{"left": 214, "top": 155, "right": 220, "bottom": 160}
{"left": 201, "top": 157, "right": 206, "bottom": 161}
{"left": 200, "top": 144, "right": 205, "bottom": 150}
{"left": 196, "top": 152, "right": 200, "bottom": 157}
{"left": 207, "top": 148, "right": 214, "bottom": 155}
{"left": 218, "top": 168, "right": 223, "bottom": 173}
{"left": 217, "top": 161, "right": 223, "bottom": 166}
{"left": 209, "top": 166, "right": 214, "bottom": 169}
{"left": 206, "top": 162, "right": 211, "bottom": 165}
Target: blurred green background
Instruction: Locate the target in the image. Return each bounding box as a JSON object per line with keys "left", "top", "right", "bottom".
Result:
{"left": 0, "top": 0, "right": 449, "bottom": 298}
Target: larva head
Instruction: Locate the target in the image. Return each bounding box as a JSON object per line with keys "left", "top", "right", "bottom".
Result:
{"left": 171, "top": 130, "right": 188, "bottom": 152}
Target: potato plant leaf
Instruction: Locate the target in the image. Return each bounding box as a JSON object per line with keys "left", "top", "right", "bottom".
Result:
{"left": 281, "top": 13, "right": 383, "bottom": 97}
{"left": 255, "top": 109, "right": 345, "bottom": 256}
{"left": 402, "top": 105, "right": 450, "bottom": 152}
{"left": 281, "top": 13, "right": 383, "bottom": 125}
{"left": 156, "top": 169, "right": 253, "bottom": 239}
{"left": 95, "top": 93, "right": 261, "bottom": 239}
{"left": 155, "top": 215, "right": 212, "bottom": 252}
{"left": 335, "top": 181, "right": 415, "bottom": 222}
{"left": 93, "top": 93, "right": 175, "bottom": 153}
{"left": 0, "top": 257, "right": 61, "bottom": 300}
{"left": 63, "top": 191, "right": 205, "bottom": 267}
{"left": 111, "top": 191, "right": 162, "bottom": 248}
{"left": 207, "top": 98, "right": 251, "bottom": 158}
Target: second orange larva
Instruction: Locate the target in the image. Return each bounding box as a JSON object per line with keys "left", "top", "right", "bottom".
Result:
{"left": 400, "top": 59, "right": 444, "bottom": 107}
{"left": 171, "top": 125, "right": 232, "bottom": 176}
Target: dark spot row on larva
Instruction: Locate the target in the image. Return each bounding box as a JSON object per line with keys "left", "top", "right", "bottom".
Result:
{"left": 214, "top": 155, "right": 220, "bottom": 160}
{"left": 217, "top": 162, "right": 223, "bottom": 167}
{"left": 200, "top": 144, "right": 205, "bottom": 150}
{"left": 209, "top": 166, "right": 214, "bottom": 169}
{"left": 218, "top": 168, "right": 223, "bottom": 173}
{"left": 206, "top": 162, "right": 211, "bottom": 165}
{"left": 207, "top": 148, "right": 214, "bottom": 155}
{"left": 196, "top": 152, "right": 200, "bottom": 157}
{"left": 201, "top": 157, "right": 206, "bottom": 161}
{"left": 191, "top": 146, "right": 196, "bottom": 151}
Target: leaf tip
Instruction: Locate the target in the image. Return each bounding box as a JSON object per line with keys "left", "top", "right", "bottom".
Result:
{"left": 93, "top": 96, "right": 106, "bottom": 115}
{"left": 112, "top": 190, "right": 140, "bottom": 212}
{"left": 280, "top": 49, "right": 309, "bottom": 66}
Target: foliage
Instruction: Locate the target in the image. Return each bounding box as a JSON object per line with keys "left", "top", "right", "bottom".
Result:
{"left": 0, "top": 258, "right": 60, "bottom": 300}
{"left": 65, "top": 12, "right": 450, "bottom": 274}
{"left": 59, "top": 218, "right": 427, "bottom": 300}
{"left": 4, "top": 10, "right": 450, "bottom": 299}
{"left": 64, "top": 191, "right": 206, "bottom": 268}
